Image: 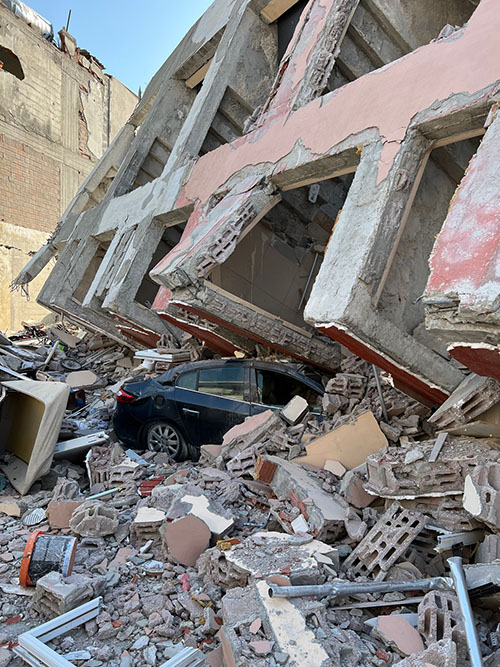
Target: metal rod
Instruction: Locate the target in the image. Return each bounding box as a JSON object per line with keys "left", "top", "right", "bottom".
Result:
{"left": 298, "top": 252, "right": 319, "bottom": 311}
{"left": 372, "top": 364, "right": 388, "bottom": 423}
{"left": 268, "top": 576, "right": 452, "bottom": 599}
{"left": 448, "top": 557, "right": 484, "bottom": 667}
{"left": 65, "top": 9, "right": 71, "bottom": 32}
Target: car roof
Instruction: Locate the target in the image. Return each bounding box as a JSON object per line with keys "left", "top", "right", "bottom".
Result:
{"left": 158, "top": 358, "right": 324, "bottom": 393}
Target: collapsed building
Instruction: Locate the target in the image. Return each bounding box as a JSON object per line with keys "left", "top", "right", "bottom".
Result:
{"left": 12, "top": 0, "right": 500, "bottom": 406}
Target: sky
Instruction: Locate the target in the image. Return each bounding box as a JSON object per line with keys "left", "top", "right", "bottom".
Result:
{"left": 25, "top": 0, "right": 215, "bottom": 94}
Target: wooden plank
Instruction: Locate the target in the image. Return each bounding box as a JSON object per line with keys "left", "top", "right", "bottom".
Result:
{"left": 261, "top": 0, "right": 300, "bottom": 24}
{"left": 185, "top": 59, "right": 212, "bottom": 89}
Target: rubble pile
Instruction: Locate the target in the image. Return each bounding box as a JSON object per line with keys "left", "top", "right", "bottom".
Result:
{"left": 0, "top": 330, "right": 500, "bottom": 666}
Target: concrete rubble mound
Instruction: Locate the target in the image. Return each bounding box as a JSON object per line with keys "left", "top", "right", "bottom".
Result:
{"left": 0, "top": 322, "right": 499, "bottom": 667}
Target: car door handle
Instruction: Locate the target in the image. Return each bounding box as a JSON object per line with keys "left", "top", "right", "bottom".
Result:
{"left": 182, "top": 408, "right": 200, "bottom": 416}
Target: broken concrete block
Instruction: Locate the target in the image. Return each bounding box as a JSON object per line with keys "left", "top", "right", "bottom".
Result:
{"left": 293, "top": 411, "right": 387, "bottom": 470}
{"left": 343, "top": 503, "right": 427, "bottom": 581}
{"left": 253, "top": 580, "right": 333, "bottom": 665}
{"left": 397, "top": 495, "right": 481, "bottom": 533}
{"left": 366, "top": 438, "right": 499, "bottom": 498}
{"left": 167, "top": 487, "right": 234, "bottom": 539}
{"left": 371, "top": 614, "right": 424, "bottom": 656}
{"left": 65, "top": 370, "right": 99, "bottom": 388}
{"left": 322, "top": 392, "right": 348, "bottom": 415}
{"left": 324, "top": 460, "right": 346, "bottom": 477}
{"left": 395, "top": 639, "right": 457, "bottom": 667}
{"left": 199, "top": 531, "right": 334, "bottom": 590}
{"left": 131, "top": 507, "right": 166, "bottom": 550}
{"left": 0, "top": 501, "right": 21, "bottom": 517}
{"left": 260, "top": 455, "right": 348, "bottom": 540}
{"left": 69, "top": 501, "right": 119, "bottom": 537}
{"left": 463, "top": 462, "right": 500, "bottom": 529}
{"left": 47, "top": 500, "right": 84, "bottom": 529}
{"left": 32, "top": 571, "right": 105, "bottom": 618}
{"left": 418, "top": 591, "right": 466, "bottom": 661}
{"left": 221, "top": 410, "right": 283, "bottom": 461}
{"left": 161, "top": 515, "right": 211, "bottom": 567}
{"left": 281, "top": 395, "right": 308, "bottom": 425}
{"left": 429, "top": 373, "right": 500, "bottom": 430}
{"left": 340, "top": 470, "right": 374, "bottom": 508}
{"left": 475, "top": 534, "right": 500, "bottom": 564}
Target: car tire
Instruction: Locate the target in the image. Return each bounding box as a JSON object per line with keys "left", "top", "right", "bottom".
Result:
{"left": 141, "top": 421, "right": 188, "bottom": 461}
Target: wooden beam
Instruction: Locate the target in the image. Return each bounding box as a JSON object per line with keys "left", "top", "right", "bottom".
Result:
{"left": 185, "top": 59, "right": 212, "bottom": 89}
{"left": 261, "top": 0, "right": 300, "bottom": 24}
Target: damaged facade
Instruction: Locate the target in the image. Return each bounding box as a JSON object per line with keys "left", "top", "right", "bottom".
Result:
{"left": 0, "top": 0, "right": 137, "bottom": 332}
{"left": 12, "top": 0, "right": 500, "bottom": 406}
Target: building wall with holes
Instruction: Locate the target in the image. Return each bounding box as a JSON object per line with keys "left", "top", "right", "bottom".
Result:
{"left": 0, "top": 2, "right": 137, "bottom": 331}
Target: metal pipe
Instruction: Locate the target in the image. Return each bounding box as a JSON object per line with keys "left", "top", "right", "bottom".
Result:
{"left": 448, "top": 557, "right": 484, "bottom": 667}
{"left": 268, "top": 576, "right": 453, "bottom": 599}
{"left": 298, "top": 252, "right": 320, "bottom": 311}
{"left": 372, "top": 364, "right": 388, "bottom": 423}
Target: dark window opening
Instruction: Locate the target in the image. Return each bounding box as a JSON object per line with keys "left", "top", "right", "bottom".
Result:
{"left": 378, "top": 134, "right": 482, "bottom": 357}
{"left": 255, "top": 369, "right": 321, "bottom": 408}
{"left": 0, "top": 46, "right": 24, "bottom": 80}
{"left": 277, "top": 0, "right": 308, "bottom": 63}
{"left": 135, "top": 222, "right": 186, "bottom": 307}
{"left": 210, "top": 173, "right": 355, "bottom": 330}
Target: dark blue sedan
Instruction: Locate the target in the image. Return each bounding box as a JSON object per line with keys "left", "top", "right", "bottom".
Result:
{"left": 113, "top": 359, "right": 324, "bottom": 460}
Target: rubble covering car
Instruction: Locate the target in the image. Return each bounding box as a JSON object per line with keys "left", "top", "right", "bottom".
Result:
{"left": 113, "top": 359, "right": 324, "bottom": 458}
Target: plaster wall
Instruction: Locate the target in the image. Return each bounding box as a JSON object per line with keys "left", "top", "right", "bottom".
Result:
{"left": 0, "top": 3, "right": 137, "bottom": 331}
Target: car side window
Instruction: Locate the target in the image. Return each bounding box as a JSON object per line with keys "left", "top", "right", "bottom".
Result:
{"left": 197, "top": 366, "right": 245, "bottom": 400}
{"left": 176, "top": 370, "right": 198, "bottom": 390}
{"left": 255, "top": 369, "right": 321, "bottom": 408}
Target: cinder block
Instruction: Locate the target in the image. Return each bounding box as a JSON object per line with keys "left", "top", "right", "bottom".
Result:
{"left": 32, "top": 571, "right": 105, "bottom": 618}
{"left": 397, "top": 496, "right": 481, "bottom": 532}
{"left": 475, "top": 534, "right": 500, "bottom": 564}
{"left": 418, "top": 592, "right": 466, "bottom": 660}
{"left": 463, "top": 462, "right": 500, "bottom": 529}
{"left": 429, "top": 374, "right": 500, "bottom": 430}
{"left": 325, "top": 373, "right": 367, "bottom": 400}
{"left": 343, "top": 503, "right": 427, "bottom": 580}
{"left": 69, "top": 501, "right": 119, "bottom": 537}
{"left": 131, "top": 507, "right": 166, "bottom": 550}
{"left": 366, "top": 439, "right": 498, "bottom": 498}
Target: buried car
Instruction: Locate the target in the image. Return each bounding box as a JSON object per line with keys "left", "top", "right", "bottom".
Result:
{"left": 113, "top": 359, "right": 324, "bottom": 459}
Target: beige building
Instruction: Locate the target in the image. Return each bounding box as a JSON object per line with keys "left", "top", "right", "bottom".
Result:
{"left": 0, "top": 0, "right": 137, "bottom": 331}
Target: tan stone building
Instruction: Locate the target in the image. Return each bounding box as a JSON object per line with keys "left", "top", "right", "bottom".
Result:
{"left": 0, "top": 0, "right": 137, "bottom": 331}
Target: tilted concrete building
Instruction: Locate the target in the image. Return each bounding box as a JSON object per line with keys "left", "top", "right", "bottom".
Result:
{"left": 0, "top": 0, "right": 137, "bottom": 331}
{"left": 14, "top": 0, "right": 500, "bottom": 405}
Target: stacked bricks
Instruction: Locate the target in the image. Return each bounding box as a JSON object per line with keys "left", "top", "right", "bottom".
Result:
{"left": 343, "top": 503, "right": 426, "bottom": 581}
{"left": 366, "top": 438, "right": 499, "bottom": 498}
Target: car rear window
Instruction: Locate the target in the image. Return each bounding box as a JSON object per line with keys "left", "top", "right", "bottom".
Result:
{"left": 198, "top": 366, "right": 245, "bottom": 400}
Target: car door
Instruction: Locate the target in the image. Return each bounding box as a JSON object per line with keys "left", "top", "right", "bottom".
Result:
{"left": 249, "top": 366, "right": 323, "bottom": 415}
{"left": 172, "top": 364, "right": 252, "bottom": 446}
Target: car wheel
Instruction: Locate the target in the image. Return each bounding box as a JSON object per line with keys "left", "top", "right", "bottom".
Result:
{"left": 142, "top": 421, "right": 187, "bottom": 460}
